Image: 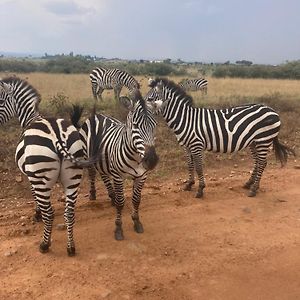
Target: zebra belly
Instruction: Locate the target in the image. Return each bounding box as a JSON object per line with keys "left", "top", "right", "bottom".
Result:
{"left": 97, "top": 159, "right": 148, "bottom": 179}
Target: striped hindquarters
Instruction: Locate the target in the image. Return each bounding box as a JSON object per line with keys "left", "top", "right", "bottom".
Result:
{"left": 198, "top": 104, "right": 281, "bottom": 153}
{"left": 16, "top": 117, "right": 85, "bottom": 175}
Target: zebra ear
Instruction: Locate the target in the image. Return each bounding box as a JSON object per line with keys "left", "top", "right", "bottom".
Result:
{"left": 119, "top": 95, "right": 134, "bottom": 111}
{"left": 0, "top": 81, "right": 13, "bottom": 95}
{"left": 148, "top": 78, "right": 155, "bottom": 87}
{"left": 155, "top": 80, "right": 163, "bottom": 93}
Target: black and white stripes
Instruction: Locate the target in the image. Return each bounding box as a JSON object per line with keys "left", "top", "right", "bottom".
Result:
{"left": 89, "top": 67, "right": 140, "bottom": 101}
{"left": 147, "top": 78, "right": 293, "bottom": 197}
{"left": 0, "top": 77, "right": 97, "bottom": 256}
{"left": 178, "top": 78, "right": 208, "bottom": 95}
{"left": 71, "top": 90, "right": 158, "bottom": 240}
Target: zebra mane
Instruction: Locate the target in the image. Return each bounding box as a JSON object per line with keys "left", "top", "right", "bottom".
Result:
{"left": 149, "top": 77, "right": 193, "bottom": 106}
{"left": 131, "top": 89, "right": 148, "bottom": 116}
{"left": 1, "top": 76, "right": 41, "bottom": 106}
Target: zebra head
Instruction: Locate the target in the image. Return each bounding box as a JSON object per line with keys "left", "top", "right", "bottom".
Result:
{"left": 145, "top": 78, "right": 173, "bottom": 114}
{"left": 146, "top": 78, "right": 193, "bottom": 114}
{"left": 0, "top": 77, "right": 41, "bottom": 127}
{"left": 120, "top": 91, "right": 159, "bottom": 170}
{"left": 0, "top": 80, "right": 16, "bottom": 125}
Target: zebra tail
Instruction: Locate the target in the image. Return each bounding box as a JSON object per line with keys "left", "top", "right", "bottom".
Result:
{"left": 70, "top": 104, "right": 84, "bottom": 129}
{"left": 273, "top": 136, "right": 296, "bottom": 167}
{"left": 56, "top": 140, "right": 98, "bottom": 168}
{"left": 58, "top": 104, "right": 101, "bottom": 167}
{"left": 87, "top": 106, "right": 103, "bottom": 163}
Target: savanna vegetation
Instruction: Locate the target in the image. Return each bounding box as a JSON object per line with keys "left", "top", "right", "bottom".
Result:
{"left": 1, "top": 54, "right": 300, "bottom": 79}
{"left": 0, "top": 71, "right": 299, "bottom": 185}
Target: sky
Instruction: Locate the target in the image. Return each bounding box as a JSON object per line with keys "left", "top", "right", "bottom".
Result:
{"left": 0, "top": 0, "right": 300, "bottom": 64}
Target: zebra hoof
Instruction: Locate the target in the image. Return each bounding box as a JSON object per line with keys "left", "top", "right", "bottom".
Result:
{"left": 183, "top": 181, "right": 194, "bottom": 191}
{"left": 248, "top": 189, "right": 257, "bottom": 197}
{"left": 67, "top": 246, "right": 76, "bottom": 257}
{"left": 89, "top": 192, "right": 96, "bottom": 200}
{"left": 195, "top": 191, "right": 204, "bottom": 198}
{"left": 133, "top": 220, "right": 144, "bottom": 234}
{"left": 114, "top": 227, "right": 124, "bottom": 241}
{"left": 243, "top": 182, "right": 252, "bottom": 190}
{"left": 33, "top": 212, "right": 42, "bottom": 223}
{"left": 39, "top": 241, "right": 50, "bottom": 253}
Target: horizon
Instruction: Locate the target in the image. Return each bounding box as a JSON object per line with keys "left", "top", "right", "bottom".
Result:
{"left": 0, "top": 51, "right": 293, "bottom": 66}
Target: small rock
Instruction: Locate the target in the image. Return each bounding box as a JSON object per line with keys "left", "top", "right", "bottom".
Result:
{"left": 99, "top": 287, "right": 111, "bottom": 298}
{"left": 96, "top": 253, "right": 108, "bottom": 260}
{"left": 243, "top": 207, "right": 251, "bottom": 214}
{"left": 15, "top": 175, "right": 23, "bottom": 183}
{"left": 56, "top": 224, "right": 66, "bottom": 231}
{"left": 294, "top": 165, "right": 300, "bottom": 169}
{"left": 4, "top": 249, "right": 17, "bottom": 257}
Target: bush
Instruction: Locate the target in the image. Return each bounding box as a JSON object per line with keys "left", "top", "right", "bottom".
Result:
{"left": 212, "top": 61, "right": 300, "bottom": 79}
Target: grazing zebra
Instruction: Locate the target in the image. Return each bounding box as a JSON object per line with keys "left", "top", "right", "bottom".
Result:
{"left": 89, "top": 67, "right": 140, "bottom": 101}
{"left": 178, "top": 78, "right": 208, "bottom": 95}
{"left": 71, "top": 89, "right": 159, "bottom": 240}
{"left": 0, "top": 77, "right": 99, "bottom": 256}
{"left": 147, "top": 78, "right": 294, "bottom": 198}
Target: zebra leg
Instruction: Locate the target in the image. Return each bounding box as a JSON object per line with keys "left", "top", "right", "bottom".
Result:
{"left": 192, "top": 150, "right": 206, "bottom": 198}
{"left": 183, "top": 147, "right": 195, "bottom": 191}
{"left": 60, "top": 162, "right": 83, "bottom": 256}
{"left": 88, "top": 165, "right": 97, "bottom": 200}
{"left": 114, "top": 86, "right": 122, "bottom": 101}
{"left": 101, "top": 174, "right": 115, "bottom": 205}
{"left": 30, "top": 185, "right": 42, "bottom": 222}
{"left": 97, "top": 88, "right": 104, "bottom": 101}
{"left": 243, "top": 143, "right": 258, "bottom": 189}
{"left": 248, "top": 148, "right": 268, "bottom": 197}
{"left": 113, "top": 177, "right": 125, "bottom": 240}
{"left": 131, "top": 176, "right": 147, "bottom": 234}
{"left": 31, "top": 185, "right": 54, "bottom": 253}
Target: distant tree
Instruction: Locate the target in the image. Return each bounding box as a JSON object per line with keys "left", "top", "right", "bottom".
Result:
{"left": 236, "top": 60, "right": 253, "bottom": 66}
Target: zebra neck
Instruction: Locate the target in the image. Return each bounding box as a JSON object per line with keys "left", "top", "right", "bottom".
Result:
{"left": 162, "top": 100, "right": 193, "bottom": 130}
{"left": 19, "top": 111, "right": 41, "bottom": 128}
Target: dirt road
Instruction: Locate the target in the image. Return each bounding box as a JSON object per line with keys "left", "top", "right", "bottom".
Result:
{"left": 0, "top": 164, "right": 300, "bottom": 300}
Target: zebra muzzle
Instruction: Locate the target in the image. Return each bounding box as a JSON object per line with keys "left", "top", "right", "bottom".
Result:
{"left": 142, "top": 146, "right": 159, "bottom": 170}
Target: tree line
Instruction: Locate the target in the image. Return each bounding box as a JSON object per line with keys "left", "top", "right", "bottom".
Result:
{"left": 1, "top": 54, "right": 300, "bottom": 79}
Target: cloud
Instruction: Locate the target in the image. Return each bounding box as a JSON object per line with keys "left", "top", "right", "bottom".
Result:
{"left": 44, "top": 1, "right": 85, "bottom": 16}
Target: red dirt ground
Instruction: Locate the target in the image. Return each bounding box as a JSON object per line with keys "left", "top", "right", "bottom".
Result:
{"left": 0, "top": 162, "right": 300, "bottom": 300}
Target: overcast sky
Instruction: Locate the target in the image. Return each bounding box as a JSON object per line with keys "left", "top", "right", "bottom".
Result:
{"left": 1, "top": 0, "right": 299, "bottom": 64}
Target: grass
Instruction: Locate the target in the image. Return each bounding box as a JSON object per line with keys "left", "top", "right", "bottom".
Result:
{"left": 0, "top": 72, "right": 299, "bottom": 184}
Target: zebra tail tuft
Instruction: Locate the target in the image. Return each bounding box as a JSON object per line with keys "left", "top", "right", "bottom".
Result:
{"left": 273, "top": 136, "right": 296, "bottom": 167}
{"left": 70, "top": 104, "right": 84, "bottom": 129}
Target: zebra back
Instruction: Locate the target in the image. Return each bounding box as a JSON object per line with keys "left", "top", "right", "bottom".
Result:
{"left": 178, "top": 78, "right": 208, "bottom": 93}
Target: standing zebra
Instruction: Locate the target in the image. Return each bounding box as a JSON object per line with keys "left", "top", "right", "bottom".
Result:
{"left": 178, "top": 78, "right": 208, "bottom": 95}
{"left": 89, "top": 67, "right": 140, "bottom": 101}
{"left": 71, "top": 90, "right": 159, "bottom": 240}
{"left": 147, "top": 78, "right": 294, "bottom": 198}
{"left": 0, "top": 77, "right": 99, "bottom": 256}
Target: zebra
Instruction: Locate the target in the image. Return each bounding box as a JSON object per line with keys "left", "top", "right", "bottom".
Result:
{"left": 71, "top": 89, "right": 159, "bottom": 241}
{"left": 146, "top": 78, "right": 294, "bottom": 198}
{"left": 178, "top": 78, "right": 208, "bottom": 95}
{"left": 0, "top": 77, "right": 99, "bottom": 256}
{"left": 89, "top": 67, "right": 140, "bottom": 101}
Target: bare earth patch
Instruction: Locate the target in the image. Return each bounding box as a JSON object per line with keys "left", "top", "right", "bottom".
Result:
{"left": 0, "top": 164, "right": 300, "bottom": 300}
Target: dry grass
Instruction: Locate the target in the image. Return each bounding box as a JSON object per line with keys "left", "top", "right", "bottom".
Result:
{"left": 2, "top": 72, "right": 300, "bottom": 104}
{"left": 0, "top": 72, "right": 299, "bottom": 181}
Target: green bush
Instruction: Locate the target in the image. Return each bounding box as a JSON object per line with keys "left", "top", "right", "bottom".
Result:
{"left": 212, "top": 61, "right": 300, "bottom": 79}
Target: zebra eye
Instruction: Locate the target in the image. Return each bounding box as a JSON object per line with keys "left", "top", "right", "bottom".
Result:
{"left": 0, "top": 99, "right": 5, "bottom": 106}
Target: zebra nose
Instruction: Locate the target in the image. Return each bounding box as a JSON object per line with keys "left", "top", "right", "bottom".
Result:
{"left": 142, "top": 146, "right": 159, "bottom": 170}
